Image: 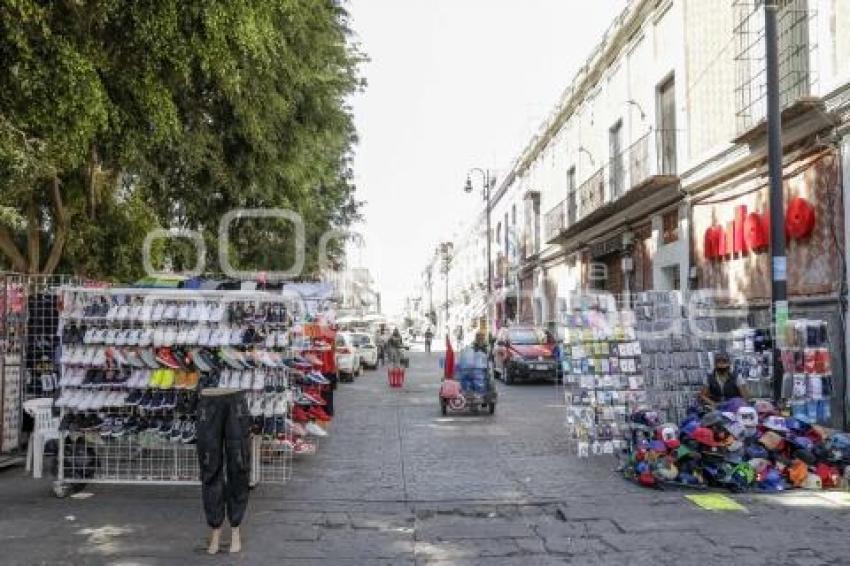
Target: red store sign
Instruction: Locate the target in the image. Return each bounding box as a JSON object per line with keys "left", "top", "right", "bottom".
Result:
{"left": 703, "top": 197, "right": 816, "bottom": 260}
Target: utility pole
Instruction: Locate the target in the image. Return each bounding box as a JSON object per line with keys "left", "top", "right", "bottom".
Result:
{"left": 464, "top": 168, "right": 495, "bottom": 334}
{"left": 765, "top": 0, "right": 787, "bottom": 402}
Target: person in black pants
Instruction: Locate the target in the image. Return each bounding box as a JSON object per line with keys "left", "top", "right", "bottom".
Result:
{"left": 196, "top": 390, "right": 251, "bottom": 554}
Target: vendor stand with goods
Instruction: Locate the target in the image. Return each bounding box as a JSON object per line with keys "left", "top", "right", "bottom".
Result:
{"left": 621, "top": 318, "right": 848, "bottom": 492}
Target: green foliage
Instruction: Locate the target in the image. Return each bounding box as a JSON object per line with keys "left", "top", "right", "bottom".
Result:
{"left": 0, "top": 0, "right": 364, "bottom": 278}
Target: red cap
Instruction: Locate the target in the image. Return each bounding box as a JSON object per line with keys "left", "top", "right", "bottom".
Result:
{"left": 638, "top": 471, "right": 656, "bottom": 487}
{"left": 816, "top": 462, "right": 840, "bottom": 488}
{"left": 690, "top": 427, "right": 723, "bottom": 448}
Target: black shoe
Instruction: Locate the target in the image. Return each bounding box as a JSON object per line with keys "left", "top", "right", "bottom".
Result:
{"left": 181, "top": 420, "right": 196, "bottom": 444}
{"left": 150, "top": 391, "right": 165, "bottom": 410}
{"left": 169, "top": 419, "right": 184, "bottom": 443}
{"left": 139, "top": 389, "right": 153, "bottom": 409}
{"left": 125, "top": 389, "right": 143, "bottom": 406}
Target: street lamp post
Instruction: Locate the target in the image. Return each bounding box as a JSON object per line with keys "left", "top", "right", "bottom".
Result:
{"left": 439, "top": 242, "right": 453, "bottom": 337}
{"left": 464, "top": 168, "right": 496, "bottom": 332}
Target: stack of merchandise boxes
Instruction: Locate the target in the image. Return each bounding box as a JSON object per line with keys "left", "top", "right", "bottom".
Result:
{"left": 563, "top": 293, "right": 645, "bottom": 458}
{"left": 635, "top": 291, "right": 716, "bottom": 424}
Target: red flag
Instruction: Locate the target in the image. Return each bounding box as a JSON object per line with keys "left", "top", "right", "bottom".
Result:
{"left": 444, "top": 335, "right": 455, "bottom": 380}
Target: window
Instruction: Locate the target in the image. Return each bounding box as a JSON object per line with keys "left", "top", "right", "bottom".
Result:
{"left": 609, "top": 120, "right": 624, "bottom": 199}
{"left": 657, "top": 75, "right": 677, "bottom": 174}
{"left": 567, "top": 167, "right": 577, "bottom": 225}
{"left": 533, "top": 197, "right": 541, "bottom": 254}
{"left": 662, "top": 210, "right": 679, "bottom": 244}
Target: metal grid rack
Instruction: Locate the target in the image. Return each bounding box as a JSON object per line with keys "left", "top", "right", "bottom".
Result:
{"left": 733, "top": 0, "right": 818, "bottom": 135}
{"left": 0, "top": 274, "right": 82, "bottom": 463}
{"left": 55, "top": 287, "right": 305, "bottom": 491}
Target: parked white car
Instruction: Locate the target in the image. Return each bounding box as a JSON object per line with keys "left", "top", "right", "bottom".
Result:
{"left": 351, "top": 333, "right": 378, "bottom": 369}
{"left": 335, "top": 332, "right": 362, "bottom": 381}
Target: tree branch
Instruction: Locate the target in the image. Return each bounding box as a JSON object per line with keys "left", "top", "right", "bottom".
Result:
{"left": 26, "top": 193, "right": 40, "bottom": 273}
{"left": 0, "top": 224, "right": 28, "bottom": 272}
{"left": 42, "top": 177, "right": 68, "bottom": 275}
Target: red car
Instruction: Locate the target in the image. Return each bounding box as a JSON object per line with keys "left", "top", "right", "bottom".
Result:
{"left": 492, "top": 326, "right": 558, "bottom": 384}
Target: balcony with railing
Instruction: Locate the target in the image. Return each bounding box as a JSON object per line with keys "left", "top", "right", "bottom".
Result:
{"left": 544, "top": 129, "right": 679, "bottom": 244}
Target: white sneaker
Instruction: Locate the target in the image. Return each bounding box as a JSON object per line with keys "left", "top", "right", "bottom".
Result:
{"left": 94, "top": 348, "right": 108, "bottom": 367}
{"left": 164, "top": 304, "right": 178, "bottom": 320}
{"left": 252, "top": 371, "right": 265, "bottom": 391}
{"left": 240, "top": 371, "right": 253, "bottom": 390}
{"left": 67, "top": 390, "right": 85, "bottom": 410}
{"left": 273, "top": 396, "right": 288, "bottom": 416}
{"left": 139, "top": 328, "right": 153, "bottom": 347}
{"left": 117, "top": 305, "right": 131, "bottom": 321}
{"left": 106, "top": 305, "right": 119, "bottom": 320}
{"left": 152, "top": 303, "right": 166, "bottom": 321}
{"left": 275, "top": 332, "right": 287, "bottom": 348}
{"left": 263, "top": 396, "right": 274, "bottom": 418}
{"left": 305, "top": 422, "right": 327, "bottom": 437}
{"left": 164, "top": 327, "right": 178, "bottom": 346}
{"left": 209, "top": 304, "right": 224, "bottom": 322}
{"left": 177, "top": 303, "right": 190, "bottom": 321}
{"left": 198, "top": 327, "right": 211, "bottom": 346}
{"left": 152, "top": 327, "right": 165, "bottom": 347}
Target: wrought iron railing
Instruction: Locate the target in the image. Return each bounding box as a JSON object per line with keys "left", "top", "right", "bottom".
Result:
{"left": 544, "top": 200, "right": 565, "bottom": 242}
{"left": 578, "top": 168, "right": 606, "bottom": 216}
{"left": 543, "top": 130, "right": 679, "bottom": 241}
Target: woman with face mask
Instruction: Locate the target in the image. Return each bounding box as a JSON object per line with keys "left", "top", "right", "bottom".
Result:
{"left": 698, "top": 351, "right": 750, "bottom": 408}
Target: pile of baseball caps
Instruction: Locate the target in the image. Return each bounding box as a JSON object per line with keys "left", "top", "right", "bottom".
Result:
{"left": 623, "top": 398, "right": 850, "bottom": 491}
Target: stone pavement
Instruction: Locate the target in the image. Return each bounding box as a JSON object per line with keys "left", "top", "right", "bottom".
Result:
{"left": 2, "top": 349, "right": 850, "bottom": 565}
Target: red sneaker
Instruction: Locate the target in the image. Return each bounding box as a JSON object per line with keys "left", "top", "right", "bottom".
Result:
{"left": 292, "top": 405, "right": 310, "bottom": 423}
{"left": 155, "top": 348, "right": 181, "bottom": 369}
{"left": 308, "top": 406, "right": 331, "bottom": 422}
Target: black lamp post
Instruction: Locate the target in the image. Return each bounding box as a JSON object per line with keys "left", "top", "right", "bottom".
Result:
{"left": 464, "top": 168, "right": 496, "bottom": 330}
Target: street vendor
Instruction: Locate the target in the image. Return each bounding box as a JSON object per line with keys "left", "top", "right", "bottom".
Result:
{"left": 471, "top": 331, "right": 488, "bottom": 354}
{"left": 698, "top": 351, "right": 749, "bottom": 407}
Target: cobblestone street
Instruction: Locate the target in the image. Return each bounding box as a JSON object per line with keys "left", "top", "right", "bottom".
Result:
{"left": 3, "top": 350, "right": 850, "bottom": 565}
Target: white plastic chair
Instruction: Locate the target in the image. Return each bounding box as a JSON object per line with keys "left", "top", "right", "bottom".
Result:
{"left": 23, "top": 398, "right": 60, "bottom": 479}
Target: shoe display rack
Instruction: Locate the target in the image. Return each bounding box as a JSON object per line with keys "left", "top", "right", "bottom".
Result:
{"left": 562, "top": 293, "right": 646, "bottom": 458}
{"left": 54, "top": 287, "right": 329, "bottom": 490}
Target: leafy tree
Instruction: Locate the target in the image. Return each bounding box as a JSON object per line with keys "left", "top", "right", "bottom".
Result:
{"left": 0, "top": 0, "right": 364, "bottom": 279}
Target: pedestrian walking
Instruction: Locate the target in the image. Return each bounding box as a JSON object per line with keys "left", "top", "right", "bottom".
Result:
{"left": 386, "top": 328, "right": 404, "bottom": 367}
{"left": 375, "top": 327, "right": 387, "bottom": 366}
{"left": 424, "top": 327, "right": 434, "bottom": 354}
